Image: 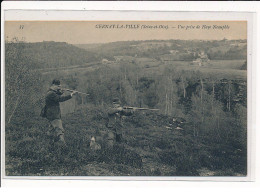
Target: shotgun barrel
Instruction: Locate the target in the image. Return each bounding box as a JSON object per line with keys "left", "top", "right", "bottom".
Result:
{"left": 123, "top": 106, "right": 159, "bottom": 111}
{"left": 62, "top": 88, "right": 89, "bottom": 96}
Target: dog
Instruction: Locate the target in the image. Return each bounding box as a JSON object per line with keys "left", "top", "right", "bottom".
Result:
{"left": 89, "top": 136, "right": 101, "bottom": 151}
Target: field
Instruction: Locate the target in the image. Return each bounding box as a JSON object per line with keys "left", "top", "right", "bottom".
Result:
{"left": 159, "top": 60, "right": 246, "bottom": 80}
{"left": 38, "top": 59, "right": 246, "bottom": 80}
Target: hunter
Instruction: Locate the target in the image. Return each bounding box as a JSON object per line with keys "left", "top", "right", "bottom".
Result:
{"left": 42, "top": 79, "right": 77, "bottom": 145}
{"left": 106, "top": 98, "right": 135, "bottom": 146}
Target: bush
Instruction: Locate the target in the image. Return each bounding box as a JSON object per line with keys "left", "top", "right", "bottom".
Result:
{"left": 97, "top": 145, "right": 143, "bottom": 169}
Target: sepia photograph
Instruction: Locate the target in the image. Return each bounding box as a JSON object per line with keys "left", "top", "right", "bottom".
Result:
{"left": 3, "top": 19, "right": 248, "bottom": 178}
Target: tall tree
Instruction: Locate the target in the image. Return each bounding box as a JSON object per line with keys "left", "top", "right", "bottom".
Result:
{"left": 5, "top": 41, "right": 42, "bottom": 124}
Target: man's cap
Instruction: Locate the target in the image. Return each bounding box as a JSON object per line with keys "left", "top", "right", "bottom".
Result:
{"left": 112, "top": 98, "right": 121, "bottom": 104}
{"left": 52, "top": 79, "right": 61, "bottom": 86}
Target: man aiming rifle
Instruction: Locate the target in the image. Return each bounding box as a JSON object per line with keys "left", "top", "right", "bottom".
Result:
{"left": 41, "top": 79, "right": 85, "bottom": 146}
{"left": 106, "top": 98, "right": 159, "bottom": 146}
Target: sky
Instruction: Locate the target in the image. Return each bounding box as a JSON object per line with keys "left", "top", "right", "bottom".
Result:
{"left": 5, "top": 21, "right": 247, "bottom": 44}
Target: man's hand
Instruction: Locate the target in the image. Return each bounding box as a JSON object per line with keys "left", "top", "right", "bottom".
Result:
{"left": 71, "top": 91, "right": 78, "bottom": 97}
{"left": 117, "top": 107, "right": 123, "bottom": 111}
{"left": 57, "top": 89, "right": 64, "bottom": 95}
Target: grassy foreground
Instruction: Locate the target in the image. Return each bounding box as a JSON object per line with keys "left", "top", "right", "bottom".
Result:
{"left": 5, "top": 105, "right": 246, "bottom": 176}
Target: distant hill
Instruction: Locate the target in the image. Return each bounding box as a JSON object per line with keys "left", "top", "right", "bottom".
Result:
{"left": 5, "top": 41, "right": 99, "bottom": 69}
{"left": 75, "top": 43, "right": 104, "bottom": 50}
{"left": 75, "top": 41, "right": 141, "bottom": 60}
{"left": 75, "top": 39, "right": 247, "bottom": 61}
{"left": 5, "top": 40, "right": 247, "bottom": 71}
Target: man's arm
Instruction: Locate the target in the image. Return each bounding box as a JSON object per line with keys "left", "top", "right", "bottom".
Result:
{"left": 48, "top": 92, "right": 72, "bottom": 103}
{"left": 108, "top": 107, "right": 123, "bottom": 115}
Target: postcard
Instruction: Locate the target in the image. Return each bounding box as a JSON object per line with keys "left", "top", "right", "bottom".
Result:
{"left": 2, "top": 8, "right": 255, "bottom": 182}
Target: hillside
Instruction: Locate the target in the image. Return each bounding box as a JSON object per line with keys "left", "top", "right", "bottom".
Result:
{"left": 5, "top": 104, "right": 247, "bottom": 176}
{"left": 5, "top": 41, "right": 99, "bottom": 69}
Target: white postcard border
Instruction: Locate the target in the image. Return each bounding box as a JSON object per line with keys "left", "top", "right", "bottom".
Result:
{"left": 1, "top": 1, "right": 258, "bottom": 187}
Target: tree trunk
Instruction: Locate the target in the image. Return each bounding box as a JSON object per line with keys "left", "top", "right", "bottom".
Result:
{"left": 228, "top": 82, "right": 231, "bottom": 111}
{"left": 200, "top": 78, "right": 204, "bottom": 102}
{"left": 124, "top": 66, "right": 127, "bottom": 80}
{"left": 170, "top": 99, "right": 173, "bottom": 115}
{"left": 165, "top": 93, "right": 168, "bottom": 115}
{"left": 119, "top": 75, "right": 122, "bottom": 98}
{"left": 212, "top": 82, "right": 215, "bottom": 97}
{"left": 193, "top": 125, "right": 196, "bottom": 137}
{"left": 212, "top": 82, "right": 215, "bottom": 111}
{"left": 200, "top": 78, "right": 204, "bottom": 123}
{"left": 181, "top": 76, "right": 186, "bottom": 98}
{"left": 8, "top": 96, "right": 20, "bottom": 124}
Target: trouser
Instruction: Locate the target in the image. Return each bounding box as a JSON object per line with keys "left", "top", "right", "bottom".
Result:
{"left": 112, "top": 126, "right": 123, "bottom": 142}
{"left": 48, "top": 119, "right": 65, "bottom": 143}
{"left": 106, "top": 131, "right": 115, "bottom": 148}
{"left": 105, "top": 126, "right": 123, "bottom": 148}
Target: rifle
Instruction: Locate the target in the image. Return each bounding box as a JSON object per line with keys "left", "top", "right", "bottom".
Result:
{"left": 123, "top": 106, "right": 159, "bottom": 111}
{"left": 62, "top": 88, "right": 89, "bottom": 96}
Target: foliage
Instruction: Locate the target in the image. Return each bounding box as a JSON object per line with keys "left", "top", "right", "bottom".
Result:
{"left": 5, "top": 42, "right": 44, "bottom": 125}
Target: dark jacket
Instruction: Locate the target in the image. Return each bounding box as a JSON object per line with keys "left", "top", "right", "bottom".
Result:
{"left": 45, "top": 88, "right": 72, "bottom": 121}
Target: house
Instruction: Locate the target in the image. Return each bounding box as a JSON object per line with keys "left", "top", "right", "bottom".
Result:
{"left": 102, "top": 59, "right": 109, "bottom": 64}
{"left": 192, "top": 58, "right": 203, "bottom": 66}
{"left": 169, "top": 50, "right": 179, "bottom": 54}
{"left": 192, "top": 51, "right": 210, "bottom": 66}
